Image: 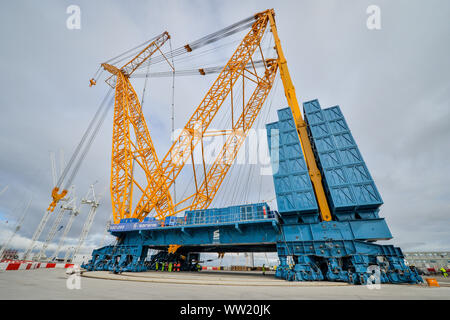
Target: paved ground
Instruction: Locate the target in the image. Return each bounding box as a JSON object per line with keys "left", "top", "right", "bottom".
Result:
{"left": 0, "top": 268, "right": 449, "bottom": 300}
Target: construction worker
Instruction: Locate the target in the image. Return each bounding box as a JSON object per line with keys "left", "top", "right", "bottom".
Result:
{"left": 161, "top": 262, "right": 165, "bottom": 271}
{"left": 155, "top": 261, "right": 159, "bottom": 271}
{"left": 440, "top": 267, "right": 448, "bottom": 278}
{"left": 168, "top": 262, "right": 173, "bottom": 272}
{"left": 262, "top": 264, "right": 266, "bottom": 276}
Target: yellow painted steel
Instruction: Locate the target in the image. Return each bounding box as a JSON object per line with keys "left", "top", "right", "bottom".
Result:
{"left": 168, "top": 244, "right": 182, "bottom": 254}
{"left": 102, "top": 9, "right": 331, "bottom": 225}
{"left": 47, "top": 187, "right": 68, "bottom": 212}
{"left": 132, "top": 13, "right": 271, "bottom": 221}
{"left": 266, "top": 9, "right": 332, "bottom": 221}
{"left": 160, "top": 59, "right": 278, "bottom": 216}
{"left": 104, "top": 32, "right": 174, "bottom": 223}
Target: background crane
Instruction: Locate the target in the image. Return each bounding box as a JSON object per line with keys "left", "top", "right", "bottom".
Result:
{"left": 0, "top": 197, "right": 32, "bottom": 260}
{"left": 50, "top": 191, "right": 79, "bottom": 260}
{"left": 70, "top": 184, "right": 101, "bottom": 261}
{"left": 35, "top": 187, "right": 74, "bottom": 260}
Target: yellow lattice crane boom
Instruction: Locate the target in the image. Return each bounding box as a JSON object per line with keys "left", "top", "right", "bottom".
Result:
{"left": 76, "top": 8, "right": 331, "bottom": 226}
{"left": 132, "top": 11, "right": 271, "bottom": 221}
{"left": 101, "top": 31, "right": 175, "bottom": 223}
{"left": 129, "top": 9, "right": 331, "bottom": 222}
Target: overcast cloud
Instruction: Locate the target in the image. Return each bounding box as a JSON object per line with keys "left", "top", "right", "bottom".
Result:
{"left": 0, "top": 0, "right": 449, "bottom": 264}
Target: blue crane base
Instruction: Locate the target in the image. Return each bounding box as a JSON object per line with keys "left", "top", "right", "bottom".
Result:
{"left": 83, "top": 102, "right": 423, "bottom": 285}
{"left": 82, "top": 204, "right": 422, "bottom": 285}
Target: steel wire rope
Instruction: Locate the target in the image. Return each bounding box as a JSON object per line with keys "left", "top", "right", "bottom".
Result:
{"left": 66, "top": 93, "right": 115, "bottom": 187}
{"left": 257, "top": 76, "right": 279, "bottom": 204}
{"left": 137, "top": 38, "right": 240, "bottom": 68}
{"left": 56, "top": 88, "right": 113, "bottom": 189}
{"left": 133, "top": 16, "right": 254, "bottom": 71}
{"left": 204, "top": 76, "right": 245, "bottom": 207}
{"left": 137, "top": 15, "right": 262, "bottom": 213}
{"left": 104, "top": 33, "right": 162, "bottom": 66}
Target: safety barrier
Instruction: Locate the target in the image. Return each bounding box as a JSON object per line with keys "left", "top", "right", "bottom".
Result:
{"left": 0, "top": 260, "right": 74, "bottom": 271}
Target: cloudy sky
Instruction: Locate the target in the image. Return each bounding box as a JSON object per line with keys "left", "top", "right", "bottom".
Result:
{"left": 0, "top": 0, "right": 449, "bottom": 264}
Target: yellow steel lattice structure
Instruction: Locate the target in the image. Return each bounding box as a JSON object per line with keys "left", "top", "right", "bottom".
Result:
{"left": 103, "top": 9, "right": 332, "bottom": 224}
{"left": 133, "top": 11, "right": 271, "bottom": 221}
{"left": 163, "top": 59, "right": 279, "bottom": 215}
{"left": 105, "top": 32, "right": 174, "bottom": 223}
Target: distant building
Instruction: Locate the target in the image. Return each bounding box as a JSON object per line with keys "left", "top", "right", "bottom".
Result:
{"left": 1, "top": 248, "right": 19, "bottom": 260}
{"left": 404, "top": 251, "right": 450, "bottom": 270}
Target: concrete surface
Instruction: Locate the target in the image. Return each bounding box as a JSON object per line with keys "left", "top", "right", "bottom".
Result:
{"left": 0, "top": 268, "right": 449, "bottom": 300}
{"left": 82, "top": 270, "right": 350, "bottom": 286}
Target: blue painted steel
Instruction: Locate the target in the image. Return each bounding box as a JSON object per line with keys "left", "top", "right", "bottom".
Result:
{"left": 303, "top": 99, "right": 383, "bottom": 216}
{"left": 266, "top": 108, "right": 319, "bottom": 220}
{"left": 82, "top": 102, "right": 422, "bottom": 285}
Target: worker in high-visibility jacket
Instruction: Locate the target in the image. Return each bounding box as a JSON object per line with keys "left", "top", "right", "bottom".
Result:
{"left": 440, "top": 267, "right": 448, "bottom": 278}
{"left": 155, "top": 261, "right": 159, "bottom": 271}
{"left": 168, "top": 262, "right": 173, "bottom": 272}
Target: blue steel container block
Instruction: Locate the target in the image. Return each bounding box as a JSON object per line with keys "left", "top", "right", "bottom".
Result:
{"left": 303, "top": 110, "right": 326, "bottom": 125}
{"left": 277, "top": 107, "right": 295, "bottom": 121}
{"left": 312, "top": 135, "right": 337, "bottom": 153}
{"left": 302, "top": 99, "right": 322, "bottom": 114}
{"left": 276, "top": 190, "right": 318, "bottom": 213}
{"left": 317, "top": 150, "right": 342, "bottom": 169}
{"left": 308, "top": 122, "right": 331, "bottom": 138}
{"left": 327, "top": 118, "right": 349, "bottom": 135}
{"left": 164, "top": 216, "right": 177, "bottom": 226}
{"left": 327, "top": 185, "right": 357, "bottom": 210}
{"left": 323, "top": 106, "right": 344, "bottom": 121}
{"left": 344, "top": 163, "right": 372, "bottom": 184}
{"left": 333, "top": 132, "right": 356, "bottom": 149}
{"left": 338, "top": 147, "right": 364, "bottom": 165}
{"left": 267, "top": 107, "right": 319, "bottom": 215}
{"left": 303, "top": 102, "right": 383, "bottom": 212}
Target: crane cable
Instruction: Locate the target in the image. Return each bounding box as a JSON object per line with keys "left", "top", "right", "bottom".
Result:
{"left": 130, "top": 15, "right": 256, "bottom": 72}
{"left": 56, "top": 88, "right": 114, "bottom": 192}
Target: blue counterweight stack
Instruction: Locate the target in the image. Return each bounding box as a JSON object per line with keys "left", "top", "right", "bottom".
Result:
{"left": 266, "top": 100, "right": 422, "bottom": 284}
{"left": 303, "top": 100, "right": 383, "bottom": 221}
{"left": 266, "top": 108, "right": 319, "bottom": 224}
